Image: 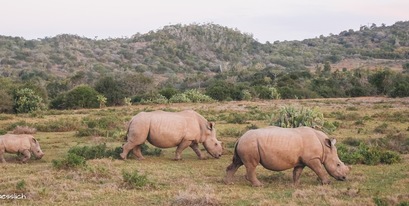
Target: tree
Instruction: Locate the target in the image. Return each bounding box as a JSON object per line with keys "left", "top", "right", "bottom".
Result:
{"left": 63, "top": 85, "right": 99, "bottom": 109}
{"left": 94, "top": 76, "right": 126, "bottom": 106}
{"left": 388, "top": 75, "right": 409, "bottom": 97}
{"left": 0, "top": 90, "right": 13, "bottom": 113}
{"left": 14, "top": 88, "right": 44, "bottom": 113}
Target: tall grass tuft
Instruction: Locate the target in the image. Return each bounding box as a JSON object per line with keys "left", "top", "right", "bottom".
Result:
{"left": 271, "top": 106, "right": 336, "bottom": 133}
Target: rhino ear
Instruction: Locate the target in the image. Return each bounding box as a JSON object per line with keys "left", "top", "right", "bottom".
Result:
{"left": 324, "top": 138, "right": 336, "bottom": 148}
{"left": 324, "top": 139, "right": 332, "bottom": 148}
{"left": 331, "top": 138, "right": 337, "bottom": 146}
{"left": 207, "top": 122, "right": 215, "bottom": 131}
{"left": 32, "top": 138, "right": 38, "bottom": 143}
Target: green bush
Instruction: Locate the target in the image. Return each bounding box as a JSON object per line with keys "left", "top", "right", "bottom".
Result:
{"left": 169, "top": 93, "right": 192, "bottom": 103}
{"left": 338, "top": 143, "right": 401, "bottom": 165}
{"left": 122, "top": 170, "right": 149, "bottom": 189}
{"left": 140, "top": 144, "right": 162, "bottom": 156}
{"left": 0, "top": 89, "right": 13, "bottom": 113}
{"left": 14, "top": 88, "right": 45, "bottom": 113}
{"left": 140, "top": 94, "right": 168, "bottom": 104}
{"left": 271, "top": 106, "right": 335, "bottom": 133}
{"left": 68, "top": 144, "right": 108, "bottom": 160}
{"left": 184, "top": 89, "right": 214, "bottom": 103}
{"left": 51, "top": 85, "right": 100, "bottom": 109}
{"left": 67, "top": 143, "right": 162, "bottom": 160}
{"left": 52, "top": 153, "right": 87, "bottom": 169}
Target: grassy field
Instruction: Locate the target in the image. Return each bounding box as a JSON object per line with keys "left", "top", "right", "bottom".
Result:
{"left": 0, "top": 97, "right": 408, "bottom": 206}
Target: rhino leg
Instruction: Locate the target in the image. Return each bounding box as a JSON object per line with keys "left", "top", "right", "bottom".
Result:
{"left": 306, "top": 159, "right": 330, "bottom": 185}
{"left": 0, "top": 148, "right": 5, "bottom": 163}
{"left": 174, "top": 140, "right": 192, "bottom": 160}
{"left": 293, "top": 165, "right": 305, "bottom": 185}
{"left": 0, "top": 153, "right": 5, "bottom": 163}
{"left": 244, "top": 163, "right": 263, "bottom": 187}
{"left": 224, "top": 163, "right": 242, "bottom": 185}
{"left": 21, "top": 150, "right": 31, "bottom": 163}
{"left": 190, "top": 142, "right": 207, "bottom": 160}
{"left": 132, "top": 145, "right": 145, "bottom": 160}
{"left": 224, "top": 149, "right": 244, "bottom": 185}
{"left": 120, "top": 142, "right": 135, "bottom": 160}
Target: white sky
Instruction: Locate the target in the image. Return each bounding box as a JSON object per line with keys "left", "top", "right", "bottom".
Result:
{"left": 1, "top": 0, "right": 408, "bottom": 43}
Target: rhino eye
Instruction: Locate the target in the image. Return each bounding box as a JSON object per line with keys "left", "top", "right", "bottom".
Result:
{"left": 215, "top": 143, "right": 218, "bottom": 146}
{"left": 337, "top": 163, "right": 341, "bottom": 167}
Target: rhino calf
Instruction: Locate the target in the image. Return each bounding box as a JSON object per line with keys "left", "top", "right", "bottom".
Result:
{"left": 0, "top": 134, "right": 44, "bottom": 163}
{"left": 224, "top": 126, "right": 350, "bottom": 186}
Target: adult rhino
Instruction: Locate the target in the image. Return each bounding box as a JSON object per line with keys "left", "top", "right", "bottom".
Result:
{"left": 224, "top": 126, "right": 350, "bottom": 186}
{"left": 120, "top": 110, "right": 223, "bottom": 160}
{"left": 0, "top": 134, "right": 45, "bottom": 163}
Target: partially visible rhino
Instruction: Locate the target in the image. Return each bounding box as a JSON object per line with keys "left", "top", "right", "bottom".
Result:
{"left": 224, "top": 126, "right": 350, "bottom": 186}
{"left": 120, "top": 110, "right": 223, "bottom": 160}
{"left": 0, "top": 134, "right": 45, "bottom": 163}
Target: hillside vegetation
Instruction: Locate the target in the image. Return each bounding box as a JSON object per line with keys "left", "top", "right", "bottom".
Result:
{"left": 1, "top": 21, "right": 409, "bottom": 112}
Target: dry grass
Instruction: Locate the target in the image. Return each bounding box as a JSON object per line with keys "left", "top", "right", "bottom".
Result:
{"left": 0, "top": 97, "right": 408, "bottom": 205}
{"left": 12, "top": 125, "right": 37, "bottom": 134}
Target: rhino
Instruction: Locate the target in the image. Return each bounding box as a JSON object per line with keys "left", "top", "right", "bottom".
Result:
{"left": 0, "top": 134, "right": 45, "bottom": 163}
{"left": 120, "top": 110, "right": 223, "bottom": 160}
{"left": 224, "top": 126, "right": 350, "bottom": 186}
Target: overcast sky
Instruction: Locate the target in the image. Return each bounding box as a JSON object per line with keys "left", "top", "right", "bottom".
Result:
{"left": 1, "top": 0, "right": 408, "bottom": 43}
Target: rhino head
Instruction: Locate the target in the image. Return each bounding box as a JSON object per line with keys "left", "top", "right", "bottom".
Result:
{"left": 322, "top": 139, "right": 350, "bottom": 181}
{"left": 202, "top": 122, "right": 223, "bottom": 159}
{"left": 30, "top": 138, "right": 44, "bottom": 159}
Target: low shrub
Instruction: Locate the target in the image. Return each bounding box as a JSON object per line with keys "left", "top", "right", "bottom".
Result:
{"left": 226, "top": 113, "right": 248, "bottom": 124}
{"left": 121, "top": 170, "right": 149, "bottom": 189}
{"left": 12, "top": 125, "right": 37, "bottom": 134}
{"left": 140, "top": 94, "right": 168, "bottom": 104}
{"left": 68, "top": 144, "right": 108, "bottom": 160}
{"left": 34, "top": 117, "right": 82, "bottom": 132}
{"left": 169, "top": 93, "right": 192, "bottom": 103}
{"left": 218, "top": 127, "right": 245, "bottom": 138}
{"left": 67, "top": 143, "right": 162, "bottom": 160}
{"left": 16, "top": 180, "right": 26, "bottom": 192}
{"left": 374, "top": 123, "right": 389, "bottom": 134}
{"left": 337, "top": 143, "right": 401, "bottom": 165}
{"left": 183, "top": 89, "right": 214, "bottom": 103}
{"left": 52, "top": 153, "right": 87, "bottom": 170}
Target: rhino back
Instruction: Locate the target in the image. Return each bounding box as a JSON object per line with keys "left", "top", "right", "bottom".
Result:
{"left": 0, "top": 134, "right": 31, "bottom": 153}
{"left": 237, "top": 127, "right": 323, "bottom": 171}
{"left": 141, "top": 110, "right": 201, "bottom": 148}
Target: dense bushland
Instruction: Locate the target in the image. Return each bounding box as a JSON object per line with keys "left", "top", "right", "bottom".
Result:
{"left": 1, "top": 22, "right": 409, "bottom": 113}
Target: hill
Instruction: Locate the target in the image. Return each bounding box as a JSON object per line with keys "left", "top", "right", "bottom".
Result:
{"left": 1, "top": 21, "right": 408, "bottom": 81}
{"left": 0, "top": 21, "right": 409, "bottom": 112}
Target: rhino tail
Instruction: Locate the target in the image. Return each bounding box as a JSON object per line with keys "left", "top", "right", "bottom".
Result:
{"left": 227, "top": 141, "right": 243, "bottom": 171}
{"left": 124, "top": 118, "right": 134, "bottom": 142}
